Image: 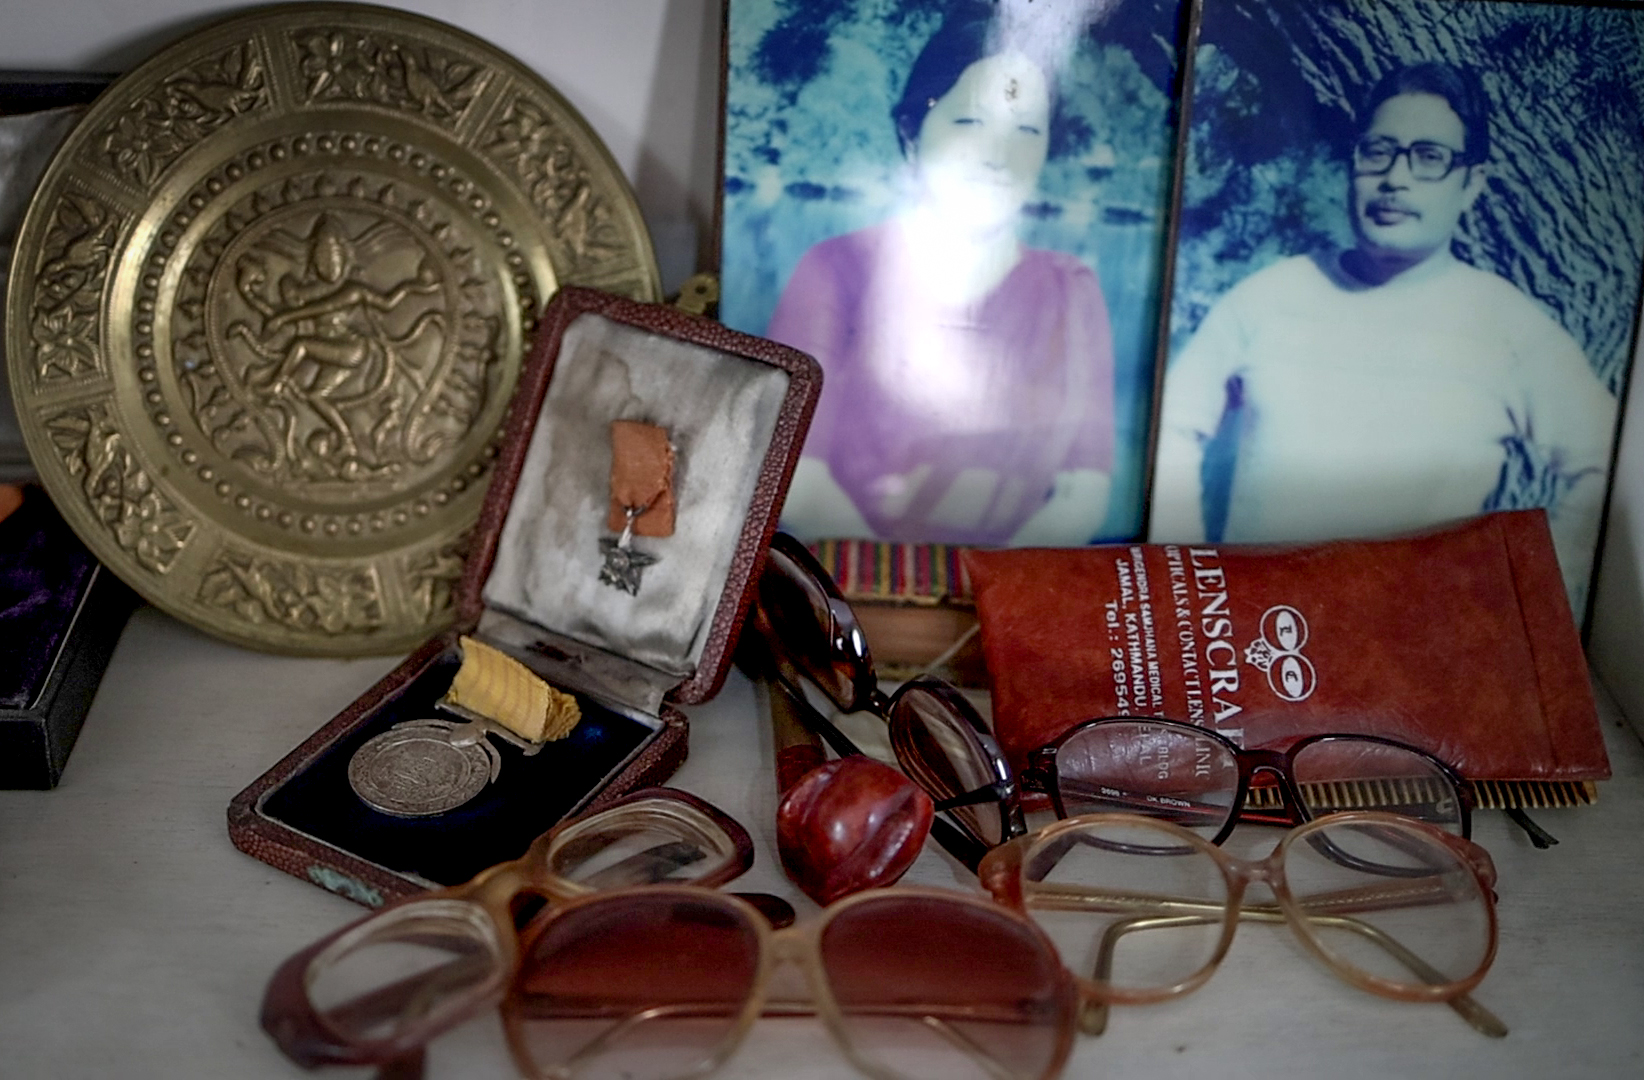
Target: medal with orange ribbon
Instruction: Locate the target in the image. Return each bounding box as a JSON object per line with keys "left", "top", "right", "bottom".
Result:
{"left": 599, "top": 420, "right": 675, "bottom": 594}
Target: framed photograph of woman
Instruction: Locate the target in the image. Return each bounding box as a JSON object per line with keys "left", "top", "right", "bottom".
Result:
{"left": 1148, "top": 0, "right": 1644, "bottom": 619}
{"left": 718, "top": 0, "right": 1187, "bottom": 547}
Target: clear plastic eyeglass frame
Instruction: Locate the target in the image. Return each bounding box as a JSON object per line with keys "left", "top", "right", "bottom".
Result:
{"left": 978, "top": 811, "right": 1507, "bottom": 1038}
{"left": 500, "top": 884, "right": 1081, "bottom": 1080}
{"left": 261, "top": 788, "right": 761, "bottom": 1074}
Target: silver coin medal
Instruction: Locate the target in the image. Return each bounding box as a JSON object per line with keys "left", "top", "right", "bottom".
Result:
{"left": 348, "top": 709, "right": 544, "bottom": 818}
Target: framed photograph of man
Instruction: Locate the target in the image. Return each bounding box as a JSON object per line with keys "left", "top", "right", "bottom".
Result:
{"left": 1148, "top": 0, "right": 1644, "bottom": 618}
{"left": 718, "top": 0, "right": 1187, "bottom": 547}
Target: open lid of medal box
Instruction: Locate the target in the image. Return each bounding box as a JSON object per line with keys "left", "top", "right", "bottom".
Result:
{"left": 229, "top": 287, "right": 821, "bottom": 906}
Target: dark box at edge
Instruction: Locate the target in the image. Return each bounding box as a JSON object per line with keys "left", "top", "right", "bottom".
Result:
{"left": 1, "top": 486, "right": 136, "bottom": 788}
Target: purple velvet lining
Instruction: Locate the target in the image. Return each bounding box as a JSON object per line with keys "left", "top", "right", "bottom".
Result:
{"left": 0, "top": 488, "right": 100, "bottom": 711}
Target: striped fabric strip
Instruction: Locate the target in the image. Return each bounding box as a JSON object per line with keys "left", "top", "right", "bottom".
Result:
{"left": 1244, "top": 777, "right": 1597, "bottom": 811}
{"left": 807, "top": 540, "right": 976, "bottom": 604}
{"left": 1469, "top": 779, "right": 1597, "bottom": 809}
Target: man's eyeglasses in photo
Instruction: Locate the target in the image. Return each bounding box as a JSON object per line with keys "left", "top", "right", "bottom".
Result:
{"left": 1352, "top": 137, "right": 1471, "bottom": 181}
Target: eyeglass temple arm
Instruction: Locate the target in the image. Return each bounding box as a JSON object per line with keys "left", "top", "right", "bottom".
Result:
{"left": 771, "top": 675, "right": 867, "bottom": 758}
{"left": 545, "top": 1001, "right": 683, "bottom": 1075}
{"left": 772, "top": 675, "right": 990, "bottom": 872}
{"left": 1036, "top": 819, "right": 1468, "bottom": 886}
{"left": 914, "top": 1012, "right": 1036, "bottom": 1080}
{"left": 1029, "top": 874, "right": 1477, "bottom": 924}
{"left": 1036, "top": 888, "right": 1506, "bottom": 1038}
{"left": 931, "top": 779, "right": 1016, "bottom": 813}
{"left": 1505, "top": 806, "right": 1559, "bottom": 849}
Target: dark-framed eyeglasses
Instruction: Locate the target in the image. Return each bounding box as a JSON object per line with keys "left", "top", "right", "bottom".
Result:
{"left": 753, "top": 535, "right": 1473, "bottom": 864}
{"left": 1023, "top": 716, "right": 1474, "bottom": 844}
{"left": 1352, "top": 136, "right": 1471, "bottom": 181}
{"left": 751, "top": 533, "right": 1025, "bottom": 870}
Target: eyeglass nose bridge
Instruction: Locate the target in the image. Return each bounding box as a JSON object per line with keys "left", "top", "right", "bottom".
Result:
{"left": 766, "top": 927, "right": 809, "bottom": 966}
{"left": 1233, "top": 843, "right": 1294, "bottom": 895}
{"left": 754, "top": 930, "right": 863, "bottom": 1036}
{"left": 1241, "top": 757, "right": 1310, "bottom": 827}
{"left": 1376, "top": 144, "right": 1422, "bottom": 181}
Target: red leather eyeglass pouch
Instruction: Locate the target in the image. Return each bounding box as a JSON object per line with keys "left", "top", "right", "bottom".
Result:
{"left": 963, "top": 511, "right": 1608, "bottom": 808}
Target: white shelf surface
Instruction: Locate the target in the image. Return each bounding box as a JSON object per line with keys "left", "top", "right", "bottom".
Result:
{"left": 2, "top": 605, "right": 1643, "bottom": 1079}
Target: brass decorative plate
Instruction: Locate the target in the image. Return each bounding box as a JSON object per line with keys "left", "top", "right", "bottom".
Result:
{"left": 6, "top": 4, "right": 659, "bottom": 655}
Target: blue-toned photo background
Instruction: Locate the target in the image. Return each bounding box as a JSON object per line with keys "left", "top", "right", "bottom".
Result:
{"left": 719, "top": 0, "right": 1185, "bottom": 542}
{"left": 1169, "top": 0, "right": 1644, "bottom": 398}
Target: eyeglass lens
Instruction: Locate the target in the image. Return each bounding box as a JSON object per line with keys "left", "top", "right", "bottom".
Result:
{"left": 509, "top": 891, "right": 762, "bottom": 1080}
{"left": 306, "top": 899, "right": 509, "bottom": 1048}
{"left": 889, "top": 687, "right": 1008, "bottom": 846}
{"left": 759, "top": 548, "right": 861, "bottom": 708}
{"left": 1289, "top": 739, "right": 1463, "bottom": 833}
{"left": 1282, "top": 819, "right": 1492, "bottom": 988}
{"left": 1019, "top": 816, "right": 1491, "bottom": 999}
{"left": 820, "top": 894, "right": 1072, "bottom": 1080}
{"left": 1051, "top": 721, "right": 1241, "bottom": 837}
{"left": 506, "top": 890, "right": 1072, "bottom": 1080}
{"left": 1051, "top": 721, "right": 1463, "bottom": 837}
{"left": 290, "top": 792, "right": 754, "bottom": 1065}
{"left": 549, "top": 812, "right": 735, "bottom": 889}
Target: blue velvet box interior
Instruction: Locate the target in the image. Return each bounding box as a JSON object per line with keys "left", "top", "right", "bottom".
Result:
{"left": 0, "top": 490, "right": 94, "bottom": 709}
{"left": 259, "top": 645, "right": 661, "bottom": 887}
{"left": 0, "top": 486, "right": 135, "bottom": 788}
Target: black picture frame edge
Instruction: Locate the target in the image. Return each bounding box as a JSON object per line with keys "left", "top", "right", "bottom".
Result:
{"left": 709, "top": 0, "right": 733, "bottom": 305}
{"left": 1137, "top": 0, "right": 1206, "bottom": 543}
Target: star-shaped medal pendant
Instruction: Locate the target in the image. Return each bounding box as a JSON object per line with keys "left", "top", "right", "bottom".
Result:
{"left": 599, "top": 533, "right": 657, "bottom": 595}
{"left": 600, "top": 421, "right": 673, "bottom": 596}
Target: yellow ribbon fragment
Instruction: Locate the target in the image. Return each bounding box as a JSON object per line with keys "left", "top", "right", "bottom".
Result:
{"left": 445, "top": 635, "right": 581, "bottom": 742}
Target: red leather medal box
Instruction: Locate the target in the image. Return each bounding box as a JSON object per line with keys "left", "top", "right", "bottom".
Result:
{"left": 228, "top": 288, "right": 821, "bottom": 905}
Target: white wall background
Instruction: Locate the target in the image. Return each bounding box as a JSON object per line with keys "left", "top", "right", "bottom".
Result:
{"left": 0, "top": 0, "right": 725, "bottom": 291}
{"left": 3, "top": 0, "right": 1642, "bottom": 728}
